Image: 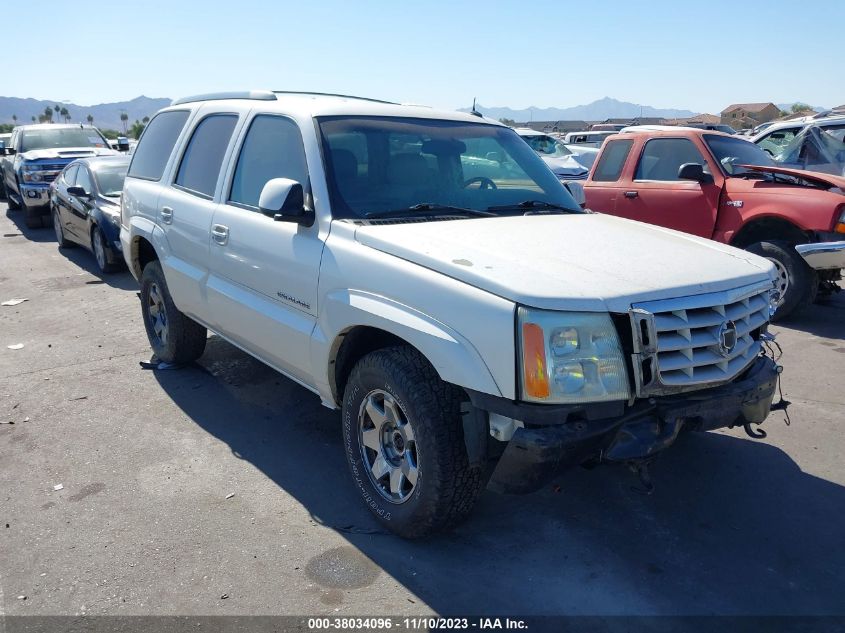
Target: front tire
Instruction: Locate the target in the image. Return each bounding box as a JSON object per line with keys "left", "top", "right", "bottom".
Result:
{"left": 91, "top": 225, "right": 119, "bottom": 273}
{"left": 53, "top": 207, "right": 72, "bottom": 248}
{"left": 342, "top": 346, "right": 485, "bottom": 539}
{"left": 746, "top": 241, "right": 817, "bottom": 321}
{"left": 140, "top": 261, "right": 207, "bottom": 364}
{"left": 6, "top": 179, "right": 21, "bottom": 210}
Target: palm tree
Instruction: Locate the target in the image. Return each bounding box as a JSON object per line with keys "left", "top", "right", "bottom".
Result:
{"left": 44, "top": 107, "right": 53, "bottom": 123}
{"left": 86, "top": 114, "right": 94, "bottom": 126}
{"left": 60, "top": 107, "right": 70, "bottom": 123}
{"left": 12, "top": 114, "right": 17, "bottom": 125}
{"left": 142, "top": 116, "right": 150, "bottom": 124}
{"left": 120, "top": 112, "right": 129, "bottom": 134}
{"left": 31, "top": 116, "right": 36, "bottom": 123}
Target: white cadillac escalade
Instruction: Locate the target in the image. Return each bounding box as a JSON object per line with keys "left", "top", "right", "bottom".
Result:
{"left": 120, "top": 91, "right": 783, "bottom": 538}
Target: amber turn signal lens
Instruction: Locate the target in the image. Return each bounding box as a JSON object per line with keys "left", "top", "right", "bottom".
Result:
{"left": 522, "top": 323, "right": 550, "bottom": 399}
{"left": 835, "top": 222, "right": 845, "bottom": 234}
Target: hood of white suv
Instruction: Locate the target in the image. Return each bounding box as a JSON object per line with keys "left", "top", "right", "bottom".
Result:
{"left": 354, "top": 213, "right": 775, "bottom": 312}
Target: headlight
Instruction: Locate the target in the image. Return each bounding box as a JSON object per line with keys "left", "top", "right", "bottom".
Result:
{"left": 518, "top": 307, "right": 630, "bottom": 403}
{"left": 21, "top": 164, "right": 43, "bottom": 183}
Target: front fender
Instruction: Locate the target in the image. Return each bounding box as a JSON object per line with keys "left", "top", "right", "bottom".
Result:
{"left": 311, "top": 289, "right": 504, "bottom": 407}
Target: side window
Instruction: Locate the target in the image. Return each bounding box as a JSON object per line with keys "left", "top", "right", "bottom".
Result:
{"left": 174, "top": 114, "right": 238, "bottom": 199}
{"left": 63, "top": 165, "right": 79, "bottom": 186}
{"left": 229, "top": 115, "right": 308, "bottom": 209}
{"left": 761, "top": 128, "right": 799, "bottom": 154}
{"left": 76, "top": 167, "right": 93, "bottom": 194}
{"left": 634, "top": 138, "right": 707, "bottom": 181}
{"left": 128, "top": 110, "right": 190, "bottom": 181}
{"left": 592, "top": 139, "right": 633, "bottom": 181}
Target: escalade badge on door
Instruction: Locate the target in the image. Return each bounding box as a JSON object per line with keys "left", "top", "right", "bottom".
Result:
{"left": 717, "top": 320, "right": 738, "bottom": 356}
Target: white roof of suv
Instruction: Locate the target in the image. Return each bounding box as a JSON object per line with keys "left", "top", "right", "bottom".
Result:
{"left": 169, "top": 90, "right": 504, "bottom": 125}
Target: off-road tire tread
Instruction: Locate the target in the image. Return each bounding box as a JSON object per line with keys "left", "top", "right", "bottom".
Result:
{"left": 344, "top": 346, "right": 484, "bottom": 539}
{"left": 140, "top": 261, "right": 207, "bottom": 364}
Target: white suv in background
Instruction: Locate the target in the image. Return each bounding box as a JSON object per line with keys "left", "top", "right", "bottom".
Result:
{"left": 121, "top": 91, "right": 782, "bottom": 538}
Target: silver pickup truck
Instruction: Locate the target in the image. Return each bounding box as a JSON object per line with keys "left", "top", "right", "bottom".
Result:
{"left": 1, "top": 123, "right": 116, "bottom": 228}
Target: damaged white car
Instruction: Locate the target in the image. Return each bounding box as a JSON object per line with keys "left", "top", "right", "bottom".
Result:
{"left": 121, "top": 91, "right": 784, "bottom": 538}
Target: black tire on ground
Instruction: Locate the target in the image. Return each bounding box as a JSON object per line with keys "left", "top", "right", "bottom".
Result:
{"left": 139, "top": 260, "right": 207, "bottom": 364}
{"left": 342, "top": 346, "right": 485, "bottom": 539}
{"left": 0, "top": 173, "right": 7, "bottom": 201}
{"left": 52, "top": 207, "right": 73, "bottom": 248}
{"left": 7, "top": 180, "right": 21, "bottom": 210}
{"left": 747, "top": 240, "right": 818, "bottom": 321}
{"left": 91, "top": 225, "right": 120, "bottom": 273}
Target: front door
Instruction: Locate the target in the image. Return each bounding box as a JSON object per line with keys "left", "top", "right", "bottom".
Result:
{"left": 207, "top": 114, "right": 325, "bottom": 386}
{"left": 68, "top": 165, "right": 95, "bottom": 241}
{"left": 614, "top": 137, "right": 722, "bottom": 239}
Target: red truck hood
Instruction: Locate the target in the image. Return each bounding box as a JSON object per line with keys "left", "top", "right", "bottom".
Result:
{"left": 739, "top": 164, "right": 845, "bottom": 191}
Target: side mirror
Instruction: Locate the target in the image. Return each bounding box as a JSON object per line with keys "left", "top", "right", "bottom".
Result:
{"left": 5, "top": 147, "right": 16, "bottom": 156}
{"left": 66, "top": 185, "right": 90, "bottom": 198}
{"left": 678, "top": 162, "right": 713, "bottom": 184}
{"left": 117, "top": 136, "right": 130, "bottom": 152}
{"left": 258, "top": 178, "right": 313, "bottom": 226}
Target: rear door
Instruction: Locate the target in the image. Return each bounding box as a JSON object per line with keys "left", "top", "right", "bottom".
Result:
{"left": 207, "top": 113, "right": 324, "bottom": 386}
{"left": 584, "top": 137, "right": 634, "bottom": 214}
{"left": 613, "top": 136, "right": 722, "bottom": 238}
{"left": 156, "top": 110, "right": 241, "bottom": 321}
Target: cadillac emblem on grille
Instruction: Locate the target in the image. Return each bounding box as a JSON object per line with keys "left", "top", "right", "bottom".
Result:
{"left": 717, "top": 320, "right": 738, "bottom": 357}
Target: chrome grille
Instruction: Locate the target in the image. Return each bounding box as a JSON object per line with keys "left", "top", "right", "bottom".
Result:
{"left": 629, "top": 281, "right": 773, "bottom": 396}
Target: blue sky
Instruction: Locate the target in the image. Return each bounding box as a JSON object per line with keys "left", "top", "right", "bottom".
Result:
{"left": 5, "top": 0, "right": 842, "bottom": 113}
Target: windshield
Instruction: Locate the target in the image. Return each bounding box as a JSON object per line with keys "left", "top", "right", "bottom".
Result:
{"left": 520, "top": 134, "right": 572, "bottom": 157}
{"left": 21, "top": 128, "right": 109, "bottom": 152}
{"left": 94, "top": 164, "right": 129, "bottom": 197}
{"left": 318, "top": 117, "right": 580, "bottom": 219}
{"left": 703, "top": 134, "right": 775, "bottom": 175}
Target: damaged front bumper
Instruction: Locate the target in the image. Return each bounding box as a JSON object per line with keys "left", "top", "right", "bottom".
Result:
{"left": 474, "top": 355, "right": 780, "bottom": 494}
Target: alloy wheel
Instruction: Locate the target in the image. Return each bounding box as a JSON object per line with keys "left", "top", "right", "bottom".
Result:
{"left": 358, "top": 389, "right": 419, "bottom": 503}
{"left": 93, "top": 229, "right": 106, "bottom": 271}
{"left": 53, "top": 210, "right": 63, "bottom": 243}
{"left": 768, "top": 257, "right": 789, "bottom": 306}
{"left": 147, "top": 282, "right": 169, "bottom": 346}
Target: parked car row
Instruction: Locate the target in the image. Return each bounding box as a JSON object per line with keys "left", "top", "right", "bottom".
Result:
{"left": 0, "top": 123, "right": 118, "bottom": 227}
{"left": 582, "top": 127, "right": 845, "bottom": 320}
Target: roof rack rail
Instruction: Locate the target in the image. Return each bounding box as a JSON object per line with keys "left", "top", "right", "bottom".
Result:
{"left": 272, "top": 91, "right": 397, "bottom": 105}
{"left": 171, "top": 90, "right": 278, "bottom": 106}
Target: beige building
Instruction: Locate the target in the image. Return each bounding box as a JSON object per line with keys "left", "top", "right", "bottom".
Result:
{"left": 720, "top": 103, "right": 781, "bottom": 130}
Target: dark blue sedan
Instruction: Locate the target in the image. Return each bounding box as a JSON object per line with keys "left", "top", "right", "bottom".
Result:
{"left": 49, "top": 156, "right": 129, "bottom": 273}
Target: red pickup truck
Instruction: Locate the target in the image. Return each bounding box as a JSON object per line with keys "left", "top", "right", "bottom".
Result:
{"left": 583, "top": 128, "right": 845, "bottom": 319}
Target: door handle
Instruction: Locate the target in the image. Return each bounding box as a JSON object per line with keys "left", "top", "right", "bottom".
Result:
{"left": 624, "top": 191, "right": 638, "bottom": 199}
{"left": 211, "top": 224, "right": 229, "bottom": 245}
{"left": 160, "top": 206, "right": 173, "bottom": 224}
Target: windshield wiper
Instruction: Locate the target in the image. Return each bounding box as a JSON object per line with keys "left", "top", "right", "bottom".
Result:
{"left": 364, "top": 203, "right": 497, "bottom": 219}
{"left": 486, "top": 200, "right": 579, "bottom": 215}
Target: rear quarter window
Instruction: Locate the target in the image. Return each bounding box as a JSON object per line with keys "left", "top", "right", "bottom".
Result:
{"left": 127, "top": 110, "right": 190, "bottom": 181}
{"left": 592, "top": 139, "right": 633, "bottom": 181}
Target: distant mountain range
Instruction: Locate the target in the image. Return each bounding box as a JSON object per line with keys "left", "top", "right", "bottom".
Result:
{"left": 459, "top": 97, "right": 698, "bottom": 122}
{"left": 0, "top": 96, "right": 171, "bottom": 131}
